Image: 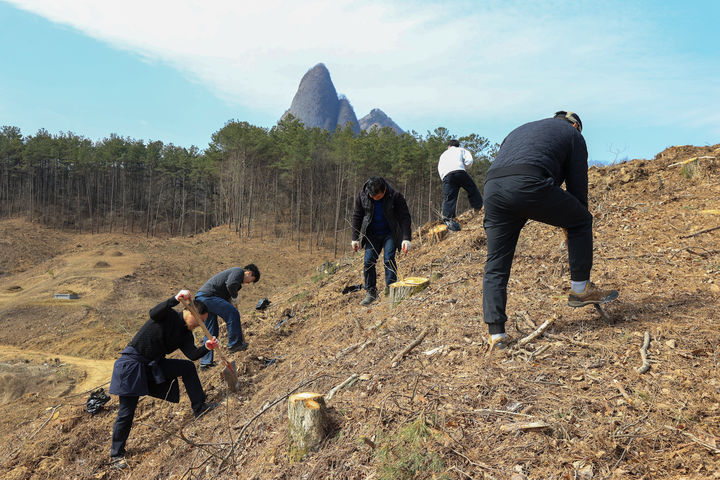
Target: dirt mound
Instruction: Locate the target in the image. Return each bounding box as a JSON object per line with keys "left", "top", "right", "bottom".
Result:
{"left": 0, "top": 361, "right": 77, "bottom": 404}
{"left": 1, "top": 145, "right": 719, "bottom": 479}
{"left": 0, "top": 219, "right": 75, "bottom": 277}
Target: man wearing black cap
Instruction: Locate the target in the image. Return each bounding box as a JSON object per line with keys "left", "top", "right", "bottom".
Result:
{"left": 481, "top": 111, "right": 617, "bottom": 349}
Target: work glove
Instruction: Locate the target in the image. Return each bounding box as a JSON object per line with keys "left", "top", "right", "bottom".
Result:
{"left": 205, "top": 337, "right": 219, "bottom": 350}
{"left": 402, "top": 240, "right": 411, "bottom": 254}
{"left": 230, "top": 295, "right": 238, "bottom": 307}
{"left": 175, "top": 289, "right": 192, "bottom": 302}
{"left": 351, "top": 240, "right": 360, "bottom": 252}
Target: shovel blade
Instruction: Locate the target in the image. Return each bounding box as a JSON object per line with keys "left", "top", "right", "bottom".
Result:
{"left": 221, "top": 359, "right": 241, "bottom": 393}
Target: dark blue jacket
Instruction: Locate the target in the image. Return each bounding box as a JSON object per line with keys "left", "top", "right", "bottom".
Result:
{"left": 487, "top": 117, "right": 589, "bottom": 207}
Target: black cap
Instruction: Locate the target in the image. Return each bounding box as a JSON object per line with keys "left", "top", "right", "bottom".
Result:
{"left": 554, "top": 111, "right": 582, "bottom": 133}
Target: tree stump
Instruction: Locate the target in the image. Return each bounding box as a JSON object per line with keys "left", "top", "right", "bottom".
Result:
{"left": 287, "top": 392, "right": 329, "bottom": 460}
{"left": 388, "top": 277, "right": 430, "bottom": 306}
{"left": 428, "top": 224, "right": 448, "bottom": 243}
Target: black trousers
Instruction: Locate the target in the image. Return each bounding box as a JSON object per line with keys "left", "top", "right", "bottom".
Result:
{"left": 441, "top": 170, "right": 484, "bottom": 219}
{"left": 110, "top": 358, "right": 205, "bottom": 457}
{"left": 482, "top": 175, "right": 593, "bottom": 334}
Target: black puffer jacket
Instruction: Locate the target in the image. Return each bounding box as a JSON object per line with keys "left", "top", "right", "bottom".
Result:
{"left": 351, "top": 178, "right": 412, "bottom": 250}
{"left": 486, "top": 117, "right": 589, "bottom": 206}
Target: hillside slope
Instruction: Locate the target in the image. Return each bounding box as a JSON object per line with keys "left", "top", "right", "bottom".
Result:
{"left": 1, "top": 145, "right": 719, "bottom": 479}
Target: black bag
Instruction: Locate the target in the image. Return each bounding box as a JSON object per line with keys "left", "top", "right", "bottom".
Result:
{"left": 255, "top": 298, "right": 271, "bottom": 310}
{"left": 86, "top": 388, "right": 111, "bottom": 415}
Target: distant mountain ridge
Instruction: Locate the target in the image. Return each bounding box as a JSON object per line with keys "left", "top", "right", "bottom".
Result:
{"left": 358, "top": 108, "right": 403, "bottom": 134}
{"left": 282, "top": 63, "right": 402, "bottom": 134}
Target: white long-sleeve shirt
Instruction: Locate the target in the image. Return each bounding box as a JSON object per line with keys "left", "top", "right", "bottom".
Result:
{"left": 437, "top": 146, "right": 474, "bottom": 180}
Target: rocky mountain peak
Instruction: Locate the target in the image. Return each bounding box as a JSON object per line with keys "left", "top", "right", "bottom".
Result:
{"left": 358, "top": 108, "right": 404, "bottom": 134}
{"left": 282, "top": 63, "right": 359, "bottom": 133}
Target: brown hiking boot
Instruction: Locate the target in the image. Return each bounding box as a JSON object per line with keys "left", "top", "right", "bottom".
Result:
{"left": 568, "top": 282, "right": 618, "bottom": 307}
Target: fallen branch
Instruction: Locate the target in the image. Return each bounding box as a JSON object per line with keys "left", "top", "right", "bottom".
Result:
{"left": 668, "top": 156, "right": 716, "bottom": 167}
{"left": 499, "top": 420, "right": 550, "bottom": 433}
{"left": 685, "top": 247, "right": 720, "bottom": 258}
{"left": 336, "top": 338, "right": 373, "bottom": 359}
{"left": 29, "top": 404, "right": 60, "bottom": 440}
{"left": 664, "top": 425, "right": 720, "bottom": 454}
{"left": 636, "top": 331, "right": 651, "bottom": 374}
{"left": 517, "top": 316, "right": 556, "bottom": 347}
{"left": 527, "top": 344, "right": 551, "bottom": 359}
{"left": 326, "top": 373, "right": 359, "bottom": 401}
{"left": 391, "top": 327, "right": 429, "bottom": 367}
{"left": 680, "top": 225, "right": 720, "bottom": 239}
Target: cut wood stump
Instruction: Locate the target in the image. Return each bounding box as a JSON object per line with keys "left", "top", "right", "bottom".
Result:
{"left": 389, "top": 276, "right": 430, "bottom": 306}
{"left": 429, "top": 224, "right": 448, "bottom": 243}
{"left": 287, "top": 392, "right": 329, "bottom": 460}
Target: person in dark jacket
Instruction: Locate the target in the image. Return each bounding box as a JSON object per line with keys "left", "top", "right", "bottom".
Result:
{"left": 482, "top": 111, "right": 616, "bottom": 349}
{"left": 351, "top": 176, "right": 412, "bottom": 305}
{"left": 109, "top": 289, "right": 219, "bottom": 467}
{"left": 196, "top": 264, "right": 260, "bottom": 368}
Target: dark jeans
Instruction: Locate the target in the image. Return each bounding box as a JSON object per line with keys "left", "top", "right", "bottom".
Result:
{"left": 363, "top": 233, "right": 397, "bottom": 292}
{"left": 482, "top": 175, "right": 593, "bottom": 334}
{"left": 110, "top": 358, "right": 205, "bottom": 457}
{"left": 196, "top": 293, "right": 244, "bottom": 366}
{"left": 441, "top": 170, "right": 484, "bottom": 219}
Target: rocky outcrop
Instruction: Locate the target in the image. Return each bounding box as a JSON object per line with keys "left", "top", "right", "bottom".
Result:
{"left": 358, "top": 108, "right": 404, "bottom": 134}
{"left": 283, "top": 63, "right": 360, "bottom": 133}
{"left": 336, "top": 97, "right": 361, "bottom": 135}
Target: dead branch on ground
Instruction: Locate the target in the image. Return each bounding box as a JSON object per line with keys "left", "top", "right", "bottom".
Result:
{"left": 326, "top": 373, "right": 359, "bottom": 401}
{"left": 680, "top": 225, "right": 720, "bottom": 238}
{"left": 664, "top": 425, "right": 720, "bottom": 454}
{"left": 636, "top": 331, "right": 651, "bottom": 374}
{"left": 336, "top": 338, "right": 373, "bottom": 359}
{"left": 391, "top": 327, "right": 429, "bottom": 367}
{"left": 517, "top": 316, "right": 556, "bottom": 347}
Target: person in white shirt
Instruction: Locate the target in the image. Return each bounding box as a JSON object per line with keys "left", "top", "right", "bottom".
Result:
{"left": 437, "top": 139, "right": 484, "bottom": 231}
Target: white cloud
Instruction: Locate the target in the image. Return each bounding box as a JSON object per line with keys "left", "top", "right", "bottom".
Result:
{"left": 7, "top": 0, "right": 720, "bottom": 139}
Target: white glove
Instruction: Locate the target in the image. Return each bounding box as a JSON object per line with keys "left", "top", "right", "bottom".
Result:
{"left": 230, "top": 295, "right": 238, "bottom": 306}
{"left": 351, "top": 240, "right": 360, "bottom": 252}
{"left": 175, "top": 289, "right": 191, "bottom": 302}
{"left": 402, "top": 240, "right": 411, "bottom": 253}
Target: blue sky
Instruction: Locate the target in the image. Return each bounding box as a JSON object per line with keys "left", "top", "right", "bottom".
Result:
{"left": 1, "top": 0, "right": 718, "bottom": 163}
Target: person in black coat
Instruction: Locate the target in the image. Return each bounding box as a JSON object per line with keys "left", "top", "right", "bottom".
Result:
{"left": 482, "top": 111, "right": 616, "bottom": 349}
{"left": 351, "top": 176, "right": 412, "bottom": 305}
{"left": 108, "top": 289, "right": 219, "bottom": 467}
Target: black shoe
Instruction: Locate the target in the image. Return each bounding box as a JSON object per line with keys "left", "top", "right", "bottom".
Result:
{"left": 443, "top": 218, "right": 461, "bottom": 232}
{"left": 194, "top": 402, "right": 219, "bottom": 419}
{"left": 110, "top": 456, "right": 128, "bottom": 470}
{"left": 228, "top": 342, "right": 248, "bottom": 353}
{"left": 199, "top": 362, "right": 216, "bottom": 370}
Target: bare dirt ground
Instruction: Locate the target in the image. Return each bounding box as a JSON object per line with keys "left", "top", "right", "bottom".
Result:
{"left": 1, "top": 145, "right": 719, "bottom": 480}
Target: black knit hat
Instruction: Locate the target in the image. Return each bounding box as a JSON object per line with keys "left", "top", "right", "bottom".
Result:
{"left": 554, "top": 111, "right": 582, "bottom": 133}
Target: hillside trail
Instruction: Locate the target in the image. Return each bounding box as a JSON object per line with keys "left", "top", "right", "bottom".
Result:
{"left": 0, "top": 345, "right": 114, "bottom": 395}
